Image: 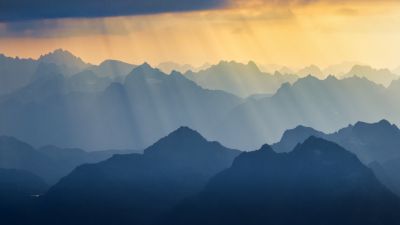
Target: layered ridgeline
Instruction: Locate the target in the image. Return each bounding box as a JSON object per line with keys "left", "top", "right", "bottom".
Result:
{"left": 184, "top": 61, "right": 297, "bottom": 97}
{"left": 0, "top": 55, "right": 241, "bottom": 150}
{"left": 272, "top": 120, "right": 400, "bottom": 195}
{"left": 1, "top": 49, "right": 400, "bottom": 151}
{"left": 215, "top": 75, "right": 400, "bottom": 150}
{"left": 343, "top": 65, "right": 398, "bottom": 86}
{"left": 165, "top": 137, "right": 400, "bottom": 225}
{"left": 0, "top": 127, "right": 399, "bottom": 225}
{"left": 42, "top": 127, "right": 240, "bottom": 225}
{"left": 0, "top": 49, "right": 135, "bottom": 96}
{"left": 0, "top": 136, "right": 137, "bottom": 184}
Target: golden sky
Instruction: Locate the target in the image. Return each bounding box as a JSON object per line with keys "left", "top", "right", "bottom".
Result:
{"left": 0, "top": 0, "right": 400, "bottom": 68}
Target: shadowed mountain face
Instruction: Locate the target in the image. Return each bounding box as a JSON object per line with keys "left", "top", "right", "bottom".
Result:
{"left": 43, "top": 127, "right": 240, "bottom": 225}
{"left": 184, "top": 61, "right": 297, "bottom": 97}
{"left": 165, "top": 137, "right": 400, "bottom": 225}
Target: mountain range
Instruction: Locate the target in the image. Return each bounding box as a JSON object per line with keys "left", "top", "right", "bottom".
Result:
{"left": 214, "top": 75, "right": 400, "bottom": 150}
{"left": 163, "top": 137, "right": 400, "bottom": 225}
{"left": 1, "top": 49, "right": 400, "bottom": 152}
{"left": 42, "top": 127, "right": 240, "bottom": 225}
{"left": 0, "top": 126, "right": 399, "bottom": 224}
{"left": 272, "top": 119, "right": 400, "bottom": 195}
{"left": 343, "top": 65, "right": 398, "bottom": 86}
{"left": 184, "top": 61, "right": 297, "bottom": 97}
{"left": 0, "top": 135, "right": 137, "bottom": 184}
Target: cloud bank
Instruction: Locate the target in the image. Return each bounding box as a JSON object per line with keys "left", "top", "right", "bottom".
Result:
{"left": 0, "top": 0, "right": 228, "bottom": 22}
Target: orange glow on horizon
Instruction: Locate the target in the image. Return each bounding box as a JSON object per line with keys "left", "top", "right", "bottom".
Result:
{"left": 0, "top": 1, "right": 400, "bottom": 69}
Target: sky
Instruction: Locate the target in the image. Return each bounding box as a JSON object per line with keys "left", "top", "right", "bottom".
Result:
{"left": 0, "top": 0, "right": 399, "bottom": 69}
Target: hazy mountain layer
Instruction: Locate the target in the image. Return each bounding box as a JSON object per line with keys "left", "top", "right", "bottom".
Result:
{"left": 0, "top": 62, "right": 241, "bottom": 150}
{"left": 344, "top": 65, "right": 398, "bottom": 86}
{"left": 184, "top": 61, "right": 297, "bottom": 97}
{"left": 215, "top": 75, "right": 400, "bottom": 150}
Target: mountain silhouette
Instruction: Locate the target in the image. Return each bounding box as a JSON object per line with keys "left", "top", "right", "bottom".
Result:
{"left": 297, "top": 64, "right": 324, "bottom": 78}
{"left": 274, "top": 120, "right": 400, "bottom": 164}
{"left": 38, "top": 49, "right": 91, "bottom": 75}
{"left": 157, "top": 61, "right": 196, "bottom": 74}
{"left": 343, "top": 65, "right": 398, "bottom": 86}
{"left": 184, "top": 61, "right": 297, "bottom": 97}
{"left": 165, "top": 137, "right": 400, "bottom": 225}
{"left": 43, "top": 127, "right": 240, "bottom": 225}
{"left": 272, "top": 125, "right": 325, "bottom": 152}
{"left": 323, "top": 61, "right": 357, "bottom": 77}
{"left": 89, "top": 59, "right": 136, "bottom": 79}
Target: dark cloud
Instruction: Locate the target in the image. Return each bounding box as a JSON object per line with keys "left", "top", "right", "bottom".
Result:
{"left": 0, "top": 0, "right": 228, "bottom": 22}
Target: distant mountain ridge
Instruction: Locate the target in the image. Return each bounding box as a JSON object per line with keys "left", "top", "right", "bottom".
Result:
{"left": 343, "top": 65, "right": 398, "bottom": 86}
{"left": 1, "top": 49, "right": 400, "bottom": 151}
{"left": 0, "top": 62, "right": 242, "bottom": 150}
{"left": 0, "top": 135, "right": 137, "bottom": 184}
{"left": 184, "top": 60, "right": 297, "bottom": 97}
{"left": 273, "top": 119, "right": 400, "bottom": 163}
{"left": 214, "top": 75, "right": 400, "bottom": 150}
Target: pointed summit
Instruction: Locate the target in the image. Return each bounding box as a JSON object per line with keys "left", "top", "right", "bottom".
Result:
{"left": 93, "top": 59, "right": 135, "bottom": 78}
{"left": 45, "top": 128, "right": 240, "bottom": 225}
{"left": 144, "top": 126, "right": 212, "bottom": 156}
{"left": 168, "top": 126, "right": 204, "bottom": 139}
{"left": 38, "top": 49, "right": 90, "bottom": 74}
{"left": 272, "top": 126, "right": 326, "bottom": 153}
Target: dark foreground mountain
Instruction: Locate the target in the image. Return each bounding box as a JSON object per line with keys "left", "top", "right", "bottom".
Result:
{"left": 0, "top": 168, "right": 48, "bottom": 225}
{"left": 42, "top": 127, "right": 240, "bottom": 225}
{"left": 165, "top": 137, "right": 400, "bottom": 225}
